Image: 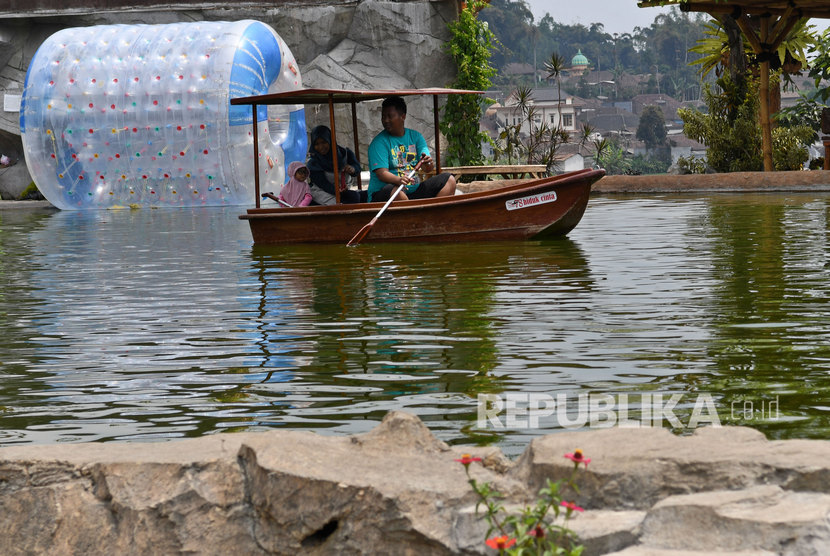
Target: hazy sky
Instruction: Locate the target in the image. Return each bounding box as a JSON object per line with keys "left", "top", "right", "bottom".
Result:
{"left": 524, "top": 0, "right": 672, "bottom": 34}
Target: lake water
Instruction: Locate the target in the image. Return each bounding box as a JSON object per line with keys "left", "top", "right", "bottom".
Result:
{"left": 1, "top": 193, "right": 829, "bottom": 456}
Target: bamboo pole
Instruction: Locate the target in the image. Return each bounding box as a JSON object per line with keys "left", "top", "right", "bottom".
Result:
{"left": 760, "top": 16, "right": 773, "bottom": 172}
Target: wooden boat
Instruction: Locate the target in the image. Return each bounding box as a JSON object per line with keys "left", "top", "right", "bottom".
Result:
{"left": 230, "top": 88, "right": 604, "bottom": 244}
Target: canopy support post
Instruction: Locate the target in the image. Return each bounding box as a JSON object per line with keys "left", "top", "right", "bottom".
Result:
{"left": 328, "top": 94, "right": 341, "bottom": 204}
{"left": 252, "top": 104, "right": 261, "bottom": 208}
{"left": 351, "top": 100, "right": 362, "bottom": 189}
{"left": 433, "top": 95, "right": 441, "bottom": 173}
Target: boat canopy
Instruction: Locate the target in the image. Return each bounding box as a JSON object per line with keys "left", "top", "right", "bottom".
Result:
{"left": 229, "top": 87, "right": 484, "bottom": 106}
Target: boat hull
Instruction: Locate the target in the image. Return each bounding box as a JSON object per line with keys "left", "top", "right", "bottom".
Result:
{"left": 240, "top": 168, "right": 604, "bottom": 244}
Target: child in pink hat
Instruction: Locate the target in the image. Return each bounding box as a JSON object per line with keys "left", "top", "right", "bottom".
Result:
{"left": 279, "top": 161, "right": 313, "bottom": 207}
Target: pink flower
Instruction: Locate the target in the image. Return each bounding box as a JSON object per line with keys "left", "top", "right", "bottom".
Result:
{"left": 561, "top": 500, "right": 584, "bottom": 513}
{"left": 454, "top": 453, "right": 483, "bottom": 468}
{"left": 528, "top": 524, "right": 546, "bottom": 538}
{"left": 485, "top": 535, "right": 516, "bottom": 550}
{"left": 564, "top": 448, "right": 591, "bottom": 467}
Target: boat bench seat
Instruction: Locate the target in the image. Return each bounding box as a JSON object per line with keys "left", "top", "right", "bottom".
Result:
{"left": 442, "top": 164, "right": 547, "bottom": 179}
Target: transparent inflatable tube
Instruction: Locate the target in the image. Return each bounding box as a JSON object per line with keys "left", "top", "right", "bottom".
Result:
{"left": 20, "top": 20, "right": 306, "bottom": 209}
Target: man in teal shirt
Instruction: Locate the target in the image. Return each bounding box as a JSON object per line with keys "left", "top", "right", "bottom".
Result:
{"left": 367, "top": 96, "right": 457, "bottom": 202}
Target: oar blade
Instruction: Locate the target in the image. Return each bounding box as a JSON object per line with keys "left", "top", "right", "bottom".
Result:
{"left": 347, "top": 220, "right": 375, "bottom": 246}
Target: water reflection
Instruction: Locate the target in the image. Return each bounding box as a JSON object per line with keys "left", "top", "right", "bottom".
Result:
{"left": 244, "top": 240, "right": 593, "bottom": 443}
{"left": 3, "top": 208, "right": 259, "bottom": 442}
{"left": 695, "top": 195, "right": 830, "bottom": 438}
{"left": 1, "top": 195, "right": 830, "bottom": 454}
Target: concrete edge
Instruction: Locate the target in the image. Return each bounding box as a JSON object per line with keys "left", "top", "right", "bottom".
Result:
{"left": 0, "top": 200, "right": 55, "bottom": 210}
{"left": 592, "top": 170, "right": 830, "bottom": 193}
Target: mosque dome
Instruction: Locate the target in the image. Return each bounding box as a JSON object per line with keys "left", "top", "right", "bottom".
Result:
{"left": 571, "top": 49, "right": 589, "bottom": 68}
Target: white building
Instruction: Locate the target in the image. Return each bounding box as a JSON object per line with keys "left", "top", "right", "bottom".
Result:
{"left": 554, "top": 152, "right": 585, "bottom": 173}
{"left": 487, "top": 89, "right": 584, "bottom": 136}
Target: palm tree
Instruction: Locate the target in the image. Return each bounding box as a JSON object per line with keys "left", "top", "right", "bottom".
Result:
{"left": 689, "top": 17, "right": 814, "bottom": 89}
{"left": 497, "top": 86, "right": 534, "bottom": 165}
{"left": 497, "top": 124, "right": 522, "bottom": 165}
{"left": 688, "top": 15, "right": 816, "bottom": 146}
{"left": 544, "top": 53, "right": 566, "bottom": 131}
{"left": 593, "top": 137, "right": 609, "bottom": 169}
{"left": 578, "top": 123, "right": 596, "bottom": 151}
{"left": 543, "top": 125, "right": 570, "bottom": 173}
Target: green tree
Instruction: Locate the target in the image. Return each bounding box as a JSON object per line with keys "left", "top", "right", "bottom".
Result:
{"left": 630, "top": 152, "right": 671, "bottom": 174}
{"left": 441, "top": 0, "right": 498, "bottom": 166}
{"left": 679, "top": 9, "right": 818, "bottom": 171}
{"left": 777, "top": 27, "right": 830, "bottom": 140}
{"left": 594, "top": 136, "right": 631, "bottom": 175}
{"left": 680, "top": 75, "right": 763, "bottom": 172}
{"left": 772, "top": 125, "right": 814, "bottom": 170}
{"left": 480, "top": 1, "right": 710, "bottom": 99}
{"left": 680, "top": 75, "right": 813, "bottom": 172}
{"left": 636, "top": 105, "right": 668, "bottom": 152}
{"left": 479, "top": 0, "right": 536, "bottom": 69}
{"left": 777, "top": 92, "right": 822, "bottom": 138}
{"left": 803, "top": 27, "right": 830, "bottom": 103}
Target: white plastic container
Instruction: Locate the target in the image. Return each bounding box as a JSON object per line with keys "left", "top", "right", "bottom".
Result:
{"left": 20, "top": 20, "right": 306, "bottom": 209}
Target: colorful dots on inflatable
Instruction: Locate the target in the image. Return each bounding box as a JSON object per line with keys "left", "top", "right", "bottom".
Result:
{"left": 20, "top": 20, "right": 306, "bottom": 209}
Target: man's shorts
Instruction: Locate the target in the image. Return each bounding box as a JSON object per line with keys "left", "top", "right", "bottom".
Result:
{"left": 371, "top": 172, "right": 453, "bottom": 203}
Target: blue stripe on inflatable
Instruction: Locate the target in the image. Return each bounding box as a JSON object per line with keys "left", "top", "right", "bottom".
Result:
{"left": 283, "top": 108, "right": 308, "bottom": 182}
{"left": 19, "top": 39, "right": 48, "bottom": 134}
{"left": 228, "top": 22, "right": 282, "bottom": 126}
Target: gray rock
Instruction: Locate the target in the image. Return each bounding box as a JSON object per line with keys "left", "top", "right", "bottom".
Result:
{"left": 640, "top": 485, "right": 830, "bottom": 554}
{"left": 237, "top": 411, "right": 521, "bottom": 554}
{"left": 265, "top": 5, "right": 355, "bottom": 65}
{"left": 0, "top": 159, "right": 33, "bottom": 199}
{"left": 0, "top": 434, "right": 257, "bottom": 555}
{"left": 3, "top": 413, "right": 830, "bottom": 554}
{"left": 606, "top": 549, "right": 776, "bottom": 556}
{"left": 511, "top": 425, "right": 830, "bottom": 511}
{"left": 572, "top": 510, "right": 647, "bottom": 555}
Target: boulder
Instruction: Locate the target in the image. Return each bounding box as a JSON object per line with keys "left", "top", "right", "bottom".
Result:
{"left": 639, "top": 485, "right": 830, "bottom": 553}
{"left": 2, "top": 412, "right": 830, "bottom": 555}
{"left": 0, "top": 160, "right": 33, "bottom": 200}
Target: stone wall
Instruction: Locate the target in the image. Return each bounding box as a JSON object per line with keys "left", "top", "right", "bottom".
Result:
{"left": 593, "top": 170, "right": 830, "bottom": 193}
{"left": 2, "top": 411, "right": 830, "bottom": 555}
{"left": 0, "top": 0, "right": 459, "bottom": 198}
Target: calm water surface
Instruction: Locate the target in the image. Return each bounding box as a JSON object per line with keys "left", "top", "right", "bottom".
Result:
{"left": 2, "top": 193, "right": 830, "bottom": 455}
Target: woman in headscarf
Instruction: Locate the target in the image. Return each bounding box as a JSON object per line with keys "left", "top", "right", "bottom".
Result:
{"left": 306, "top": 125, "right": 366, "bottom": 205}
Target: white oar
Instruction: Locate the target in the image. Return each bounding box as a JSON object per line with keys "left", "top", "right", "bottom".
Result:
{"left": 261, "top": 192, "right": 294, "bottom": 208}
{"left": 347, "top": 154, "right": 426, "bottom": 246}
